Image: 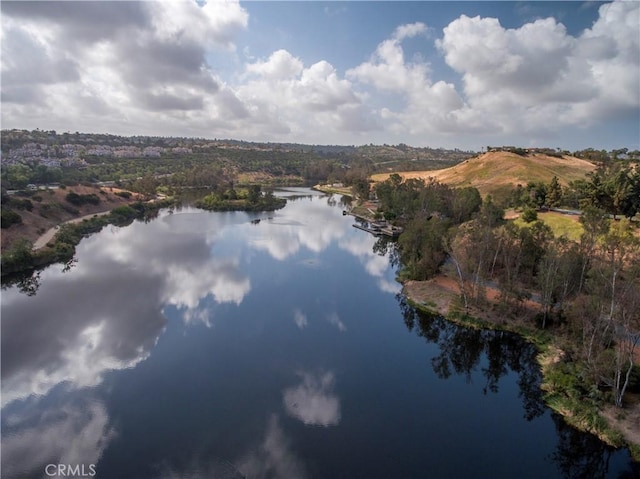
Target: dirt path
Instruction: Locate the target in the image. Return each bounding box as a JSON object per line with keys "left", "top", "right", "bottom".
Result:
{"left": 33, "top": 210, "right": 112, "bottom": 250}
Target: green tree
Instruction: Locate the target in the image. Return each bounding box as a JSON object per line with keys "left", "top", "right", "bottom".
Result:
{"left": 521, "top": 207, "right": 538, "bottom": 223}
{"left": 1, "top": 238, "right": 34, "bottom": 272}
{"left": 578, "top": 207, "right": 609, "bottom": 293}
{"left": 247, "top": 184, "right": 261, "bottom": 204}
{"left": 547, "top": 176, "right": 562, "bottom": 207}
{"left": 451, "top": 187, "right": 482, "bottom": 224}
{"left": 398, "top": 215, "right": 450, "bottom": 280}
{"left": 351, "top": 178, "right": 370, "bottom": 200}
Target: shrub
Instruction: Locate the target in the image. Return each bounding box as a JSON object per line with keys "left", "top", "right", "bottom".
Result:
{"left": 111, "top": 205, "right": 137, "bottom": 220}
{"left": 10, "top": 198, "right": 33, "bottom": 211}
{"left": 521, "top": 207, "right": 538, "bottom": 223}
{"left": 1, "top": 209, "right": 22, "bottom": 228}
{"left": 65, "top": 191, "right": 100, "bottom": 206}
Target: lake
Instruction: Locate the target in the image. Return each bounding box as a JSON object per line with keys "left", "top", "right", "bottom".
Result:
{"left": 1, "top": 188, "right": 637, "bottom": 479}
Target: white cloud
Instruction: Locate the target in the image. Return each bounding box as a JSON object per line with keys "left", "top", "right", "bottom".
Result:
{"left": 245, "top": 49, "right": 303, "bottom": 80}
{"left": 1, "top": 0, "right": 249, "bottom": 135}
{"left": 239, "top": 50, "right": 375, "bottom": 140}
{"left": 394, "top": 22, "right": 428, "bottom": 41}
{"left": 1, "top": 1, "right": 637, "bottom": 148}
{"left": 347, "top": 23, "right": 466, "bottom": 136}
{"left": 150, "top": 0, "right": 248, "bottom": 50}
{"left": 436, "top": 1, "right": 639, "bottom": 133}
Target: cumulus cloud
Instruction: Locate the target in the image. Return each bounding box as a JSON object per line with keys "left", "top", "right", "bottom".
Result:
{"left": 343, "top": 3, "right": 639, "bottom": 142}
{"left": 239, "top": 50, "right": 376, "bottom": 139}
{"left": 245, "top": 49, "right": 303, "bottom": 80}
{"left": 436, "top": 1, "right": 639, "bottom": 133}
{"left": 1, "top": 1, "right": 637, "bottom": 149}
{"left": 347, "top": 22, "right": 467, "bottom": 136}
{"left": 1, "top": 0, "right": 248, "bottom": 133}
{"left": 394, "top": 22, "right": 429, "bottom": 41}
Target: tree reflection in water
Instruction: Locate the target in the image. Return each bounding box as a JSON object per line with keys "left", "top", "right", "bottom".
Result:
{"left": 1, "top": 270, "right": 42, "bottom": 297}
{"left": 397, "top": 293, "right": 545, "bottom": 422}
{"left": 396, "top": 294, "right": 638, "bottom": 478}
{"left": 551, "top": 414, "right": 639, "bottom": 479}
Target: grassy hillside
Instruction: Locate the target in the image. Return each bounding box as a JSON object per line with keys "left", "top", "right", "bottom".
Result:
{"left": 371, "top": 151, "right": 597, "bottom": 198}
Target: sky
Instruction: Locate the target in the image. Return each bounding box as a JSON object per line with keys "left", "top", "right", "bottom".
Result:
{"left": 1, "top": 1, "right": 638, "bottom": 151}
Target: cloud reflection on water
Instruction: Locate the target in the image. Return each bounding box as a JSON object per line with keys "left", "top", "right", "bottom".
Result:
{"left": 1, "top": 397, "right": 115, "bottom": 479}
{"left": 238, "top": 414, "right": 309, "bottom": 479}
{"left": 1, "top": 209, "right": 254, "bottom": 406}
{"left": 283, "top": 371, "right": 341, "bottom": 427}
{"left": 0, "top": 266, "right": 167, "bottom": 406}
{"left": 326, "top": 312, "right": 347, "bottom": 332}
{"left": 339, "top": 235, "right": 402, "bottom": 295}
{"left": 244, "top": 194, "right": 400, "bottom": 295}
{"left": 292, "top": 308, "right": 309, "bottom": 329}
{"left": 246, "top": 196, "right": 347, "bottom": 260}
{"left": 1, "top": 196, "right": 395, "bottom": 410}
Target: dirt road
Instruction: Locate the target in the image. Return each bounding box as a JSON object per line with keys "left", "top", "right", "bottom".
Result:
{"left": 33, "top": 210, "right": 112, "bottom": 250}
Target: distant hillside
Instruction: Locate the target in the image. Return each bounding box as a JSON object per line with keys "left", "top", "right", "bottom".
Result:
{"left": 371, "top": 151, "right": 597, "bottom": 198}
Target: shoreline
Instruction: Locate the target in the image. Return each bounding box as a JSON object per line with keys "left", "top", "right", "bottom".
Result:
{"left": 401, "top": 275, "right": 640, "bottom": 461}
{"left": 33, "top": 210, "right": 113, "bottom": 250}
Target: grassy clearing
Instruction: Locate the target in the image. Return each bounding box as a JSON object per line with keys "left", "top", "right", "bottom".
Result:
{"left": 514, "top": 211, "right": 584, "bottom": 241}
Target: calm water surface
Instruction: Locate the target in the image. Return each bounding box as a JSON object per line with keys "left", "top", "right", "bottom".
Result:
{"left": 1, "top": 188, "right": 637, "bottom": 478}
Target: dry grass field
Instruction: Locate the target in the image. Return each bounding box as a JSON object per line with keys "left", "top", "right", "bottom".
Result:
{"left": 371, "top": 151, "right": 597, "bottom": 198}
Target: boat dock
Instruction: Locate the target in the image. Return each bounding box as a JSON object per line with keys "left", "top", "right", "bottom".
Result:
{"left": 343, "top": 208, "right": 403, "bottom": 238}
{"left": 352, "top": 221, "right": 403, "bottom": 238}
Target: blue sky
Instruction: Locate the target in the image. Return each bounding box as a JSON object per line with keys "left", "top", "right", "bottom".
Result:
{"left": 1, "top": 1, "right": 638, "bottom": 150}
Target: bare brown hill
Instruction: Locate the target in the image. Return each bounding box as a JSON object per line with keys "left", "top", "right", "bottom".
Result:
{"left": 371, "top": 151, "right": 597, "bottom": 198}
{"left": 1, "top": 186, "right": 140, "bottom": 253}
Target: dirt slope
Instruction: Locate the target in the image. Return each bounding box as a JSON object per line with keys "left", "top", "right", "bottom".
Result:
{"left": 1, "top": 186, "right": 139, "bottom": 253}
